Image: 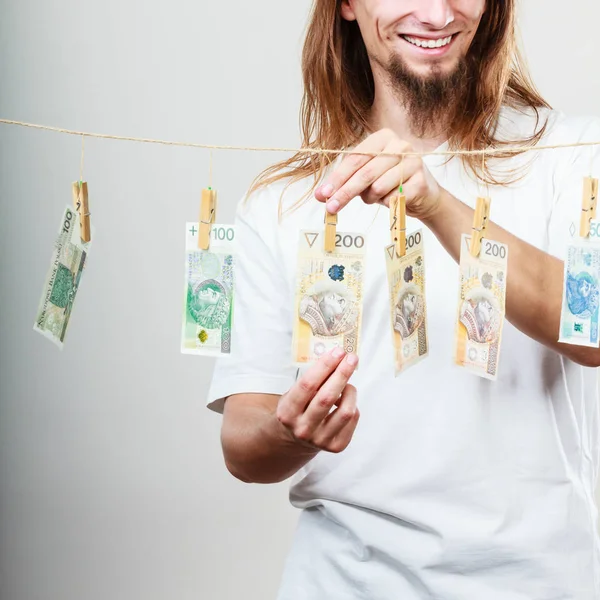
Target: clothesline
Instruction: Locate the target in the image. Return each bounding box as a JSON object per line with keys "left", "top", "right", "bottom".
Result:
{"left": 1, "top": 117, "right": 600, "bottom": 158}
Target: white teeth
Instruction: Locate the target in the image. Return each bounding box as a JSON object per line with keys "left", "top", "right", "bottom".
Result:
{"left": 403, "top": 35, "right": 453, "bottom": 49}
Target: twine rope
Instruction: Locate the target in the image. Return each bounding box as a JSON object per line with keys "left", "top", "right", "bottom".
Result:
{"left": 2, "top": 118, "right": 600, "bottom": 159}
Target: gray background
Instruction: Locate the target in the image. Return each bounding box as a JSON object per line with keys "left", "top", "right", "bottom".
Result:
{"left": 0, "top": 2, "right": 599, "bottom": 599}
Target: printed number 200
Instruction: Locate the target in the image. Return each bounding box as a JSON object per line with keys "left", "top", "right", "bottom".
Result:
{"left": 484, "top": 241, "right": 506, "bottom": 259}
{"left": 335, "top": 234, "right": 365, "bottom": 249}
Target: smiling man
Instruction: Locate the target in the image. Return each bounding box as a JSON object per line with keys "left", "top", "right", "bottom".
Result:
{"left": 206, "top": 1, "right": 600, "bottom": 599}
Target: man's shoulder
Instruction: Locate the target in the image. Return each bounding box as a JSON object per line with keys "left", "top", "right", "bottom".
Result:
{"left": 497, "top": 105, "right": 598, "bottom": 142}
{"left": 499, "top": 105, "right": 600, "bottom": 144}
{"left": 542, "top": 110, "right": 600, "bottom": 145}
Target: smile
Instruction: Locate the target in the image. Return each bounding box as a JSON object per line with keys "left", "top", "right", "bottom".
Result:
{"left": 401, "top": 35, "right": 454, "bottom": 49}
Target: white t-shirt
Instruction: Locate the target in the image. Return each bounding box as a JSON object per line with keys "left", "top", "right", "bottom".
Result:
{"left": 207, "top": 107, "right": 600, "bottom": 600}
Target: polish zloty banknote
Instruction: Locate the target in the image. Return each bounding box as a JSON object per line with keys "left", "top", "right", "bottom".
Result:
{"left": 385, "top": 229, "right": 428, "bottom": 375}
{"left": 559, "top": 235, "right": 600, "bottom": 348}
{"left": 454, "top": 234, "right": 508, "bottom": 380}
{"left": 34, "top": 206, "right": 91, "bottom": 348}
{"left": 292, "top": 230, "right": 366, "bottom": 363}
{"left": 181, "top": 223, "right": 235, "bottom": 356}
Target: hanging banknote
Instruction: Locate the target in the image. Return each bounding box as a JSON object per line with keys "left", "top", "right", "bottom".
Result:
{"left": 558, "top": 222, "right": 600, "bottom": 348}
{"left": 181, "top": 223, "right": 235, "bottom": 356}
{"left": 454, "top": 234, "right": 508, "bottom": 380}
{"left": 34, "top": 206, "right": 91, "bottom": 348}
{"left": 385, "top": 229, "right": 429, "bottom": 375}
{"left": 292, "top": 230, "right": 366, "bottom": 363}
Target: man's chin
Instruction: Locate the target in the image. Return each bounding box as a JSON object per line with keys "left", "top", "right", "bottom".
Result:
{"left": 383, "top": 52, "right": 470, "bottom": 136}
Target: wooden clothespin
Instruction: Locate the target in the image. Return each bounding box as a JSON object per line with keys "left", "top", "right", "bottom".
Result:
{"left": 389, "top": 189, "right": 406, "bottom": 258}
{"left": 72, "top": 181, "right": 91, "bottom": 243}
{"left": 469, "top": 196, "right": 491, "bottom": 257}
{"left": 198, "top": 187, "right": 217, "bottom": 250}
{"left": 324, "top": 209, "right": 337, "bottom": 253}
{"left": 579, "top": 176, "right": 599, "bottom": 238}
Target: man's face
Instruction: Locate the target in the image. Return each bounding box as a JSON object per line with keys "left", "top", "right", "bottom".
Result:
{"left": 341, "top": 0, "right": 486, "bottom": 80}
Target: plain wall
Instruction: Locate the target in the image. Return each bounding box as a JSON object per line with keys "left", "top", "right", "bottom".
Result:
{"left": 1, "top": 2, "right": 599, "bottom": 600}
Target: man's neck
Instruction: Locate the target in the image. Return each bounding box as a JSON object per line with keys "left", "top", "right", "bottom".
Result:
{"left": 368, "top": 77, "right": 449, "bottom": 153}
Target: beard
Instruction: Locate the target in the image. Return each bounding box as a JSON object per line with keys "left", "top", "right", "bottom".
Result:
{"left": 376, "top": 52, "right": 471, "bottom": 138}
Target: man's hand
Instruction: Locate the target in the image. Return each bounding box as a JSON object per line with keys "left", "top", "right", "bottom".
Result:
{"left": 314, "top": 128, "right": 443, "bottom": 221}
{"left": 276, "top": 348, "right": 360, "bottom": 454}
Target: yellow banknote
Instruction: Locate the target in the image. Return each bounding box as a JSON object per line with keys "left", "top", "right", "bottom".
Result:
{"left": 454, "top": 233, "right": 508, "bottom": 380}
{"left": 292, "top": 230, "right": 366, "bottom": 363}
{"left": 385, "top": 229, "right": 429, "bottom": 375}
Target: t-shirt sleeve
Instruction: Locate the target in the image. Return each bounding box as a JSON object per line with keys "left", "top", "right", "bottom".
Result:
{"left": 548, "top": 115, "right": 600, "bottom": 259}
{"left": 206, "top": 192, "right": 297, "bottom": 414}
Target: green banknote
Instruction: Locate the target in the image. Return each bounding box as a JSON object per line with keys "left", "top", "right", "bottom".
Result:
{"left": 34, "top": 206, "right": 91, "bottom": 348}
{"left": 181, "top": 223, "right": 235, "bottom": 356}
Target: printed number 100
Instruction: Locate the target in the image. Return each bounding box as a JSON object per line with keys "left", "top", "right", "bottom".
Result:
{"left": 212, "top": 226, "right": 234, "bottom": 242}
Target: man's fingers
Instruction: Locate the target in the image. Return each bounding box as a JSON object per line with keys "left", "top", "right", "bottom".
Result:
{"left": 321, "top": 384, "right": 358, "bottom": 434}
{"left": 328, "top": 411, "right": 360, "bottom": 453}
{"left": 301, "top": 353, "right": 359, "bottom": 429}
{"left": 325, "top": 139, "right": 411, "bottom": 213}
{"left": 277, "top": 348, "right": 346, "bottom": 424}
{"left": 360, "top": 167, "right": 402, "bottom": 206}
{"left": 315, "top": 384, "right": 360, "bottom": 452}
{"left": 329, "top": 154, "right": 398, "bottom": 211}
{"left": 360, "top": 157, "right": 420, "bottom": 205}
{"left": 314, "top": 129, "right": 396, "bottom": 203}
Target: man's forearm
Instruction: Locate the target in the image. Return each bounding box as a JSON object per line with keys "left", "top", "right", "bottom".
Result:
{"left": 221, "top": 394, "right": 319, "bottom": 484}
{"left": 423, "top": 189, "right": 600, "bottom": 367}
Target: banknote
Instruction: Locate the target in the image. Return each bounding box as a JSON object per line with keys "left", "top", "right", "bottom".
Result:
{"left": 292, "top": 230, "right": 366, "bottom": 363}
{"left": 181, "top": 223, "right": 235, "bottom": 356}
{"left": 559, "top": 237, "right": 600, "bottom": 348}
{"left": 34, "top": 206, "right": 91, "bottom": 348}
{"left": 454, "top": 234, "right": 508, "bottom": 380}
{"left": 385, "top": 229, "right": 429, "bottom": 375}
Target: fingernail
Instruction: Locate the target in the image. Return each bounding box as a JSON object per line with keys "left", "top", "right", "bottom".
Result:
{"left": 346, "top": 354, "right": 358, "bottom": 367}
{"left": 332, "top": 347, "right": 345, "bottom": 359}
{"left": 321, "top": 184, "right": 334, "bottom": 198}
{"left": 327, "top": 199, "right": 340, "bottom": 213}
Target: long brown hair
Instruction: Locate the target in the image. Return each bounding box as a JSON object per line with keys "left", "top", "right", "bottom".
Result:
{"left": 250, "top": 0, "right": 550, "bottom": 202}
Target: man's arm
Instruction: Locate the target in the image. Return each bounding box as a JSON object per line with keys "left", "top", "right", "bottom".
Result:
{"left": 314, "top": 129, "right": 600, "bottom": 368}
{"left": 221, "top": 349, "right": 360, "bottom": 484}
{"left": 424, "top": 188, "right": 599, "bottom": 368}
